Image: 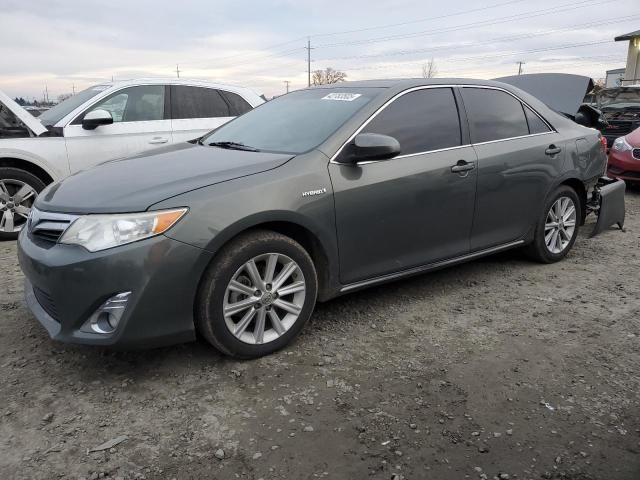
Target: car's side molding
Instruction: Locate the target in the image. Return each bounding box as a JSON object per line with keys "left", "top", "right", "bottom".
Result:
{"left": 330, "top": 84, "right": 556, "bottom": 165}
{"left": 339, "top": 239, "right": 525, "bottom": 293}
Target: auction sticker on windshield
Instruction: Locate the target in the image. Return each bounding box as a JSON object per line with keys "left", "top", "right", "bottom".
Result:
{"left": 322, "top": 93, "right": 362, "bottom": 101}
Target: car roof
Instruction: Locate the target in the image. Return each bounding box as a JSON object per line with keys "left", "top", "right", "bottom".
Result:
{"left": 311, "top": 78, "right": 512, "bottom": 89}
{"left": 97, "top": 77, "right": 258, "bottom": 94}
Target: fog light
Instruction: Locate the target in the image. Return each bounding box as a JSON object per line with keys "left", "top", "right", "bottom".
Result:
{"left": 86, "top": 292, "right": 132, "bottom": 334}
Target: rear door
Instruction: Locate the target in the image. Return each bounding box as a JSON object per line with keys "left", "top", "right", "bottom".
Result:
{"left": 64, "top": 85, "right": 172, "bottom": 173}
{"left": 329, "top": 87, "right": 478, "bottom": 284}
{"left": 170, "top": 86, "right": 246, "bottom": 143}
{"left": 459, "top": 86, "right": 562, "bottom": 251}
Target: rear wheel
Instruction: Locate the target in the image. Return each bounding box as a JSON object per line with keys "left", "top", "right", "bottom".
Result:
{"left": 0, "top": 167, "right": 46, "bottom": 241}
{"left": 525, "top": 185, "right": 581, "bottom": 263}
{"left": 196, "top": 230, "right": 318, "bottom": 358}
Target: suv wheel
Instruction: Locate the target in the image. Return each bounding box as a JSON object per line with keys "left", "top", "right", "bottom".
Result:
{"left": 525, "top": 185, "right": 581, "bottom": 263}
{"left": 0, "top": 167, "right": 46, "bottom": 241}
{"left": 196, "top": 230, "right": 318, "bottom": 358}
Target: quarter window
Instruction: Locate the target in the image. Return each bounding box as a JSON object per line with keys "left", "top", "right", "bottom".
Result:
{"left": 461, "top": 88, "right": 529, "bottom": 143}
{"left": 82, "top": 85, "right": 165, "bottom": 123}
{"left": 220, "top": 91, "right": 252, "bottom": 116}
{"left": 171, "top": 86, "right": 231, "bottom": 119}
{"left": 362, "top": 88, "right": 461, "bottom": 156}
{"left": 524, "top": 105, "right": 551, "bottom": 134}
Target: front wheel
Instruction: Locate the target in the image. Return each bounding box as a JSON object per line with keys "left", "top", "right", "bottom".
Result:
{"left": 0, "top": 167, "right": 46, "bottom": 241}
{"left": 196, "top": 230, "right": 318, "bottom": 358}
{"left": 525, "top": 185, "right": 581, "bottom": 263}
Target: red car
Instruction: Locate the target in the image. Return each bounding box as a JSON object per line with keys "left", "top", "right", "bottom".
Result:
{"left": 608, "top": 127, "right": 640, "bottom": 184}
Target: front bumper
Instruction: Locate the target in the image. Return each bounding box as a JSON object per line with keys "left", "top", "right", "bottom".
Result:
{"left": 18, "top": 230, "right": 213, "bottom": 348}
{"left": 608, "top": 149, "right": 640, "bottom": 183}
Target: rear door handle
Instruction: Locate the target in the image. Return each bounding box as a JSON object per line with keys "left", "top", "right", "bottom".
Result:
{"left": 451, "top": 160, "right": 476, "bottom": 174}
{"left": 149, "top": 137, "right": 169, "bottom": 145}
{"left": 545, "top": 144, "right": 562, "bottom": 156}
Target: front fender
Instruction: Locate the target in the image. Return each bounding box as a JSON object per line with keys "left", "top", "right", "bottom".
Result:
{"left": 0, "top": 138, "right": 68, "bottom": 180}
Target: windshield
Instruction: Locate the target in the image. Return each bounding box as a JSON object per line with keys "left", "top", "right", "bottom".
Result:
{"left": 202, "top": 87, "right": 380, "bottom": 154}
{"left": 38, "top": 85, "right": 111, "bottom": 126}
{"left": 597, "top": 88, "right": 640, "bottom": 109}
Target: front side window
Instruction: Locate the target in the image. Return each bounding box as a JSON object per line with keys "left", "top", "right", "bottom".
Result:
{"left": 172, "top": 86, "right": 230, "bottom": 119}
{"left": 461, "top": 88, "right": 529, "bottom": 143}
{"left": 362, "top": 88, "right": 461, "bottom": 155}
{"left": 202, "top": 87, "right": 379, "bottom": 154}
{"left": 78, "top": 85, "right": 165, "bottom": 123}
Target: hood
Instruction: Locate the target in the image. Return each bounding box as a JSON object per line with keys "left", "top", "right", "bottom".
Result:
{"left": 624, "top": 126, "right": 640, "bottom": 146}
{"left": 35, "top": 142, "right": 294, "bottom": 214}
{"left": 597, "top": 86, "right": 640, "bottom": 110}
{"left": 494, "top": 73, "right": 594, "bottom": 117}
{"left": 0, "top": 89, "right": 47, "bottom": 136}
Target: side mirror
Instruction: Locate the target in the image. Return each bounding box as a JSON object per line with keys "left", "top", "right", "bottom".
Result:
{"left": 338, "top": 133, "right": 401, "bottom": 164}
{"left": 82, "top": 109, "right": 113, "bottom": 130}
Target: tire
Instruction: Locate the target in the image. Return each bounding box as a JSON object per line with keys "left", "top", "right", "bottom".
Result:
{"left": 196, "top": 230, "right": 318, "bottom": 359}
{"left": 524, "top": 185, "right": 581, "bottom": 263}
{"left": 0, "top": 167, "right": 46, "bottom": 241}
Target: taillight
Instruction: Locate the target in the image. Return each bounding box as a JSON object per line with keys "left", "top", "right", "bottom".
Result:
{"left": 600, "top": 135, "right": 607, "bottom": 152}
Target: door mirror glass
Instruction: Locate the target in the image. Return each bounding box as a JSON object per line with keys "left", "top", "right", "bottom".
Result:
{"left": 82, "top": 109, "right": 113, "bottom": 130}
{"left": 339, "top": 133, "right": 400, "bottom": 164}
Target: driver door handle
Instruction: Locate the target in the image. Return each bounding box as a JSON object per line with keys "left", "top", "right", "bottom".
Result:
{"left": 149, "top": 137, "right": 169, "bottom": 145}
{"left": 451, "top": 160, "right": 476, "bottom": 174}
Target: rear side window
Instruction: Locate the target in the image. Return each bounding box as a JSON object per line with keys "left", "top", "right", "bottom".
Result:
{"left": 461, "top": 88, "right": 529, "bottom": 143}
{"left": 171, "top": 86, "right": 230, "bottom": 119}
{"left": 524, "top": 105, "right": 551, "bottom": 134}
{"left": 220, "top": 91, "right": 252, "bottom": 116}
{"left": 362, "top": 88, "right": 461, "bottom": 155}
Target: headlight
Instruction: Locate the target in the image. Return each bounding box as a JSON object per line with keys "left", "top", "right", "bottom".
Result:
{"left": 612, "top": 136, "right": 632, "bottom": 152}
{"left": 60, "top": 208, "right": 187, "bottom": 252}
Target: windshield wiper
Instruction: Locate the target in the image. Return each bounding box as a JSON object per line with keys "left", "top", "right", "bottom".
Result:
{"left": 208, "top": 141, "right": 260, "bottom": 152}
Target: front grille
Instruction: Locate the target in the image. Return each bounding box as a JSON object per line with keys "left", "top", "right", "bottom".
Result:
{"left": 633, "top": 148, "right": 640, "bottom": 160}
{"left": 28, "top": 209, "right": 77, "bottom": 243}
{"left": 33, "top": 286, "right": 59, "bottom": 322}
{"left": 602, "top": 121, "right": 635, "bottom": 137}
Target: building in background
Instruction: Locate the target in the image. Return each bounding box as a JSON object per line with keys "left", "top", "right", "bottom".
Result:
{"left": 615, "top": 29, "right": 640, "bottom": 85}
{"left": 605, "top": 68, "right": 626, "bottom": 88}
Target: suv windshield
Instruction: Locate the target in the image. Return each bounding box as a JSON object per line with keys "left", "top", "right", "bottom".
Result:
{"left": 38, "top": 85, "right": 110, "bottom": 126}
{"left": 202, "top": 87, "right": 379, "bottom": 154}
{"left": 597, "top": 87, "right": 640, "bottom": 109}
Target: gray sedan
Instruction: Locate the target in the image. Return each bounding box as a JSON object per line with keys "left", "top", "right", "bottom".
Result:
{"left": 17, "top": 78, "right": 614, "bottom": 358}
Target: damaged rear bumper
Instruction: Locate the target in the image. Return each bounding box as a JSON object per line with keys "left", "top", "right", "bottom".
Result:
{"left": 587, "top": 177, "right": 626, "bottom": 237}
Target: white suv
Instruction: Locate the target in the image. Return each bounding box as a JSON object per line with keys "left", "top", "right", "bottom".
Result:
{"left": 0, "top": 78, "right": 264, "bottom": 238}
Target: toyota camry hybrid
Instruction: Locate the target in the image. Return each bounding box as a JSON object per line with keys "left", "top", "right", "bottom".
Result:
{"left": 17, "top": 78, "right": 624, "bottom": 358}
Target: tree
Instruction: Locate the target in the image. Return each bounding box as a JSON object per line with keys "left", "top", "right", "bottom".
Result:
{"left": 421, "top": 58, "right": 438, "bottom": 78}
{"left": 312, "top": 67, "right": 347, "bottom": 86}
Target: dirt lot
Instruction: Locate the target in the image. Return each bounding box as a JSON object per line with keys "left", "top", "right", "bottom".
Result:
{"left": 1, "top": 188, "right": 639, "bottom": 480}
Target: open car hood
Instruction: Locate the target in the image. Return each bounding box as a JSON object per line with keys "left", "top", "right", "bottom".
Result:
{"left": 494, "top": 73, "right": 594, "bottom": 117}
{"left": 0, "top": 89, "right": 47, "bottom": 137}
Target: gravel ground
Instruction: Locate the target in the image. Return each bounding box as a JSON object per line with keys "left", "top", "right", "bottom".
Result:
{"left": 1, "top": 188, "right": 639, "bottom": 480}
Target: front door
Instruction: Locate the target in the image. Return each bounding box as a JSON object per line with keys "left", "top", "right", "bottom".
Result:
{"left": 64, "top": 85, "right": 172, "bottom": 173}
{"left": 329, "top": 87, "right": 478, "bottom": 285}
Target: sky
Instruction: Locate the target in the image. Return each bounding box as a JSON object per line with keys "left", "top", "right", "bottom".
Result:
{"left": 1, "top": 0, "right": 638, "bottom": 100}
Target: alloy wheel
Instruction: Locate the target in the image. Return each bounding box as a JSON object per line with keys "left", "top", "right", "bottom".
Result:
{"left": 223, "top": 253, "right": 306, "bottom": 345}
{"left": 0, "top": 180, "right": 37, "bottom": 233}
{"left": 544, "top": 196, "right": 577, "bottom": 254}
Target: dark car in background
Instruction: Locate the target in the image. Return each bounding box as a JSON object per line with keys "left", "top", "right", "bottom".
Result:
{"left": 18, "top": 78, "right": 615, "bottom": 358}
{"left": 598, "top": 85, "right": 640, "bottom": 147}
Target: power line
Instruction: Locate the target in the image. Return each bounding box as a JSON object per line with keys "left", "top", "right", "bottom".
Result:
{"left": 311, "top": 0, "right": 528, "bottom": 37}
{"left": 315, "top": 0, "right": 616, "bottom": 48}
{"left": 315, "top": 14, "right": 640, "bottom": 62}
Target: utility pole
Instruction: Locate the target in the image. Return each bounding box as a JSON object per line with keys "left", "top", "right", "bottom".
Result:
{"left": 517, "top": 61, "right": 525, "bottom": 75}
{"left": 304, "top": 38, "right": 314, "bottom": 87}
{"left": 283, "top": 80, "right": 290, "bottom": 94}
{"left": 72, "top": 84, "right": 76, "bottom": 95}
{"left": 176, "top": 64, "right": 181, "bottom": 78}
